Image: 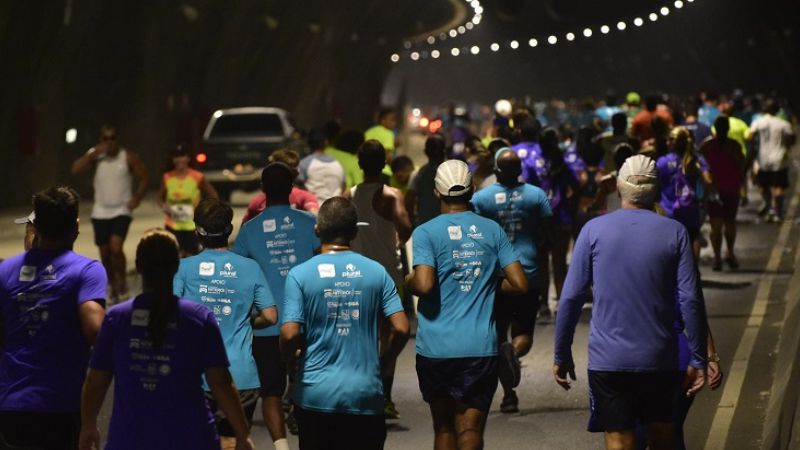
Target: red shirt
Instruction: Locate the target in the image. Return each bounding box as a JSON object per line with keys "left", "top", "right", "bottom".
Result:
{"left": 242, "top": 187, "right": 319, "bottom": 224}
{"left": 631, "top": 108, "right": 674, "bottom": 142}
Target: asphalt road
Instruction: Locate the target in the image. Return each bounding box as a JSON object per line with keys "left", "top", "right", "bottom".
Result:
{"left": 0, "top": 173, "right": 796, "bottom": 449}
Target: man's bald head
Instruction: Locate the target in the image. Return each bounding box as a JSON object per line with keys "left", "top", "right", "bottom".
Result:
{"left": 495, "top": 148, "right": 522, "bottom": 184}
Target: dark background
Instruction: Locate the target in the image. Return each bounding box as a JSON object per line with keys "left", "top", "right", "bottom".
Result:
{"left": 0, "top": 0, "right": 797, "bottom": 206}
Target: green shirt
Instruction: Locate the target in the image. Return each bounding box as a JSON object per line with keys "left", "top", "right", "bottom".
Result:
{"left": 325, "top": 146, "right": 363, "bottom": 188}
{"left": 365, "top": 125, "right": 395, "bottom": 151}
{"left": 713, "top": 116, "right": 750, "bottom": 156}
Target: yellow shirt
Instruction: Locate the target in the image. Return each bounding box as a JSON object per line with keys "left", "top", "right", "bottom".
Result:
{"left": 365, "top": 125, "right": 395, "bottom": 152}
{"left": 325, "top": 146, "right": 363, "bottom": 189}
{"left": 163, "top": 169, "right": 204, "bottom": 231}
{"left": 713, "top": 116, "right": 750, "bottom": 157}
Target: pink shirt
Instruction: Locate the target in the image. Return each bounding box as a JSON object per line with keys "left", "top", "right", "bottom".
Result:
{"left": 242, "top": 187, "right": 319, "bottom": 224}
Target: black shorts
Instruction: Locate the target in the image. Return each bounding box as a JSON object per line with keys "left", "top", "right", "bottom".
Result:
{"left": 294, "top": 407, "right": 386, "bottom": 450}
{"left": 588, "top": 370, "right": 681, "bottom": 431}
{"left": 495, "top": 285, "right": 540, "bottom": 337}
{"left": 253, "top": 336, "right": 287, "bottom": 397}
{"left": 91, "top": 215, "right": 132, "bottom": 246}
{"left": 757, "top": 168, "right": 789, "bottom": 189}
{"left": 204, "top": 389, "right": 259, "bottom": 437}
{"left": 165, "top": 226, "right": 200, "bottom": 255}
{"left": 416, "top": 355, "right": 498, "bottom": 412}
{"left": 0, "top": 410, "right": 80, "bottom": 450}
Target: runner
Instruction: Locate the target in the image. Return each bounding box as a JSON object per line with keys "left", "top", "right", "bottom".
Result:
{"left": 298, "top": 129, "right": 345, "bottom": 203}
{"left": 324, "top": 122, "right": 364, "bottom": 189}
{"left": 174, "top": 199, "right": 278, "bottom": 449}
{"left": 346, "top": 139, "right": 412, "bottom": 419}
{"left": 471, "top": 149, "right": 553, "bottom": 413}
{"left": 71, "top": 125, "right": 149, "bottom": 301}
{"left": 79, "top": 230, "right": 255, "bottom": 450}
{"left": 365, "top": 107, "right": 398, "bottom": 155}
{"left": 406, "top": 160, "right": 527, "bottom": 449}
{"left": 390, "top": 155, "right": 415, "bottom": 194}
{"left": 157, "top": 145, "right": 219, "bottom": 257}
{"left": 554, "top": 155, "right": 708, "bottom": 450}
{"left": 280, "top": 197, "right": 410, "bottom": 450}
{"left": 510, "top": 118, "right": 543, "bottom": 185}
{"left": 598, "top": 112, "right": 641, "bottom": 171}
{"left": 749, "top": 99, "right": 796, "bottom": 222}
{"left": 0, "top": 186, "right": 106, "bottom": 449}
{"left": 241, "top": 149, "right": 320, "bottom": 224}
{"left": 700, "top": 117, "right": 746, "bottom": 270}
{"left": 233, "top": 162, "right": 320, "bottom": 450}
{"left": 406, "top": 134, "right": 447, "bottom": 228}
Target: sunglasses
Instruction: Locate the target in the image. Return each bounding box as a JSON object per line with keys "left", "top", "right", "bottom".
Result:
{"left": 101, "top": 135, "right": 118, "bottom": 141}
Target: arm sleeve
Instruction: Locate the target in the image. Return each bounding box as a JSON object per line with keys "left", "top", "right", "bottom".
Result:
{"left": 676, "top": 227, "right": 708, "bottom": 369}
{"left": 89, "top": 312, "right": 116, "bottom": 371}
{"left": 281, "top": 272, "right": 305, "bottom": 325}
{"left": 252, "top": 266, "right": 276, "bottom": 311}
{"left": 411, "top": 228, "right": 435, "bottom": 267}
{"left": 553, "top": 226, "right": 592, "bottom": 366}
{"left": 203, "top": 310, "right": 230, "bottom": 369}
{"left": 79, "top": 261, "right": 108, "bottom": 305}
{"left": 381, "top": 270, "right": 404, "bottom": 317}
{"left": 297, "top": 157, "right": 311, "bottom": 183}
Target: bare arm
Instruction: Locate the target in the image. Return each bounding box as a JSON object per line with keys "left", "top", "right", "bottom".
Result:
{"left": 205, "top": 367, "right": 254, "bottom": 447}
{"left": 79, "top": 369, "right": 113, "bottom": 450}
{"left": 390, "top": 189, "right": 413, "bottom": 243}
{"left": 157, "top": 179, "right": 168, "bottom": 210}
{"left": 71, "top": 146, "right": 103, "bottom": 176}
{"left": 79, "top": 301, "right": 105, "bottom": 344}
{"left": 404, "top": 189, "right": 418, "bottom": 226}
{"left": 279, "top": 322, "right": 304, "bottom": 373}
{"left": 405, "top": 265, "right": 436, "bottom": 296}
{"left": 500, "top": 261, "right": 528, "bottom": 295}
{"left": 252, "top": 306, "right": 278, "bottom": 329}
{"left": 200, "top": 177, "right": 219, "bottom": 200}
{"left": 126, "top": 152, "right": 150, "bottom": 209}
{"left": 381, "top": 311, "right": 410, "bottom": 370}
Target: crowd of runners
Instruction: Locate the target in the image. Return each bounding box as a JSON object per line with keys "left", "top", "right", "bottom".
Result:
{"left": 0, "top": 90, "right": 796, "bottom": 450}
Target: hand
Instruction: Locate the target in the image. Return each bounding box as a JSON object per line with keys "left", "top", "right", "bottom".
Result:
{"left": 127, "top": 197, "right": 141, "bottom": 210}
{"left": 707, "top": 361, "right": 724, "bottom": 390}
{"left": 235, "top": 436, "right": 256, "bottom": 450}
{"left": 78, "top": 425, "right": 101, "bottom": 450}
{"left": 92, "top": 142, "right": 109, "bottom": 159}
{"left": 286, "top": 348, "right": 302, "bottom": 375}
{"left": 553, "top": 362, "right": 576, "bottom": 390}
{"left": 684, "top": 366, "right": 706, "bottom": 397}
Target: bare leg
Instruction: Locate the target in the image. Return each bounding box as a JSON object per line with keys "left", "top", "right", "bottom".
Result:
{"left": 430, "top": 399, "right": 457, "bottom": 450}
{"left": 709, "top": 216, "right": 724, "bottom": 264}
{"left": 604, "top": 431, "right": 635, "bottom": 450}
{"left": 220, "top": 436, "right": 236, "bottom": 450}
{"left": 108, "top": 235, "right": 127, "bottom": 295}
{"left": 551, "top": 229, "right": 570, "bottom": 302}
{"left": 646, "top": 422, "right": 676, "bottom": 450}
{"left": 454, "top": 404, "right": 488, "bottom": 450}
{"left": 724, "top": 219, "right": 737, "bottom": 258}
{"left": 262, "top": 396, "right": 286, "bottom": 442}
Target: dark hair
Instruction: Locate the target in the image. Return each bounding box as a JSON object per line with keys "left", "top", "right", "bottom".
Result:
{"left": 136, "top": 230, "right": 180, "bottom": 349}
{"left": 487, "top": 138, "right": 510, "bottom": 155}
{"left": 261, "top": 162, "right": 294, "bottom": 200}
{"left": 172, "top": 143, "right": 191, "bottom": 158}
{"left": 269, "top": 148, "right": 300, "bottom": 170}
{"left": 441, "top": 191, "right": 473, "bottom": 205}
{"left": 391, "top": 155, "right": 414, "bottom": 174}
{"left": 714, "top": 116, "right": 730, "bottom": 139}
{"left": 194, "top": 199, "right": 233, "bottom": 249}
{"left": 358, "top": 140, "right": 387, "bottom": 176}
{"left": 517, "top": 118, "right": 541, "bottom": 142}
{"left": 334, "top": 129, "right": 365, "bottom": 155}
{"left": 317, "top": 197, "right": 358, "bottom": 244}
{"left": 765, "top": 99, "right": 780, "bottom": 115}
{"left": 377, "top": 107, "right": 395, "bottom": 121}
{"left": 613, "top": 143, "right": 635, "bottom": 170}
{"left": 424, "top": 134, "right": 447, "bottom": 161}
{"left": 644, "top": 95, "right": 660, "bottom": 112}
{"left": 307, "top": 129, "right": 326, "bottom": 150}
{"left": 100, "top": 124, "right": 118, "bottom": 134}
{"left": 32, "top": 186, "right": 80, "bottom": 240}
{"left": 540, "top": 128, "right": 566, "bottom": 174}
{"left": 323, "top": 120, "right": 341, "bottom": 142}
{"left": 611, "top": 112, "right": 627, "bottom": 133}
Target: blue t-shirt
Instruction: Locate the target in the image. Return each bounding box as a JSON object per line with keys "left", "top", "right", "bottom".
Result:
{"left": 232, "top": 205, "right": 320, "bottom": 337}
{"left": 90, "top": 296, "right": 228, "bottom": 449}
{"left": 174, "top": 249, "right": 274, "bottom": 390}
{"left": 698, "top": 105, "right": 721, "bottom": 127}
{"left": 471, "top": 182, "right": 552, "bottom": 284}
{"left": 684, "top": 119, "right": 712, "bottom": 149}
{"left": 412, "top": 211, "right": 519, "bottom": 358}
{"left": 554, "top": 209, "right": 707, "bottom": 372}
{"left": 0, "top": 249, "right": 106, "bottom": 413}
{"left": 282, "top": 251, "right": 403, "bottom": 415}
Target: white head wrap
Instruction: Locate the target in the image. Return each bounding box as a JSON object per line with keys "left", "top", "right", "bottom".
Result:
{"left": 617, "top": 154, "right": 659, "bottom": 206}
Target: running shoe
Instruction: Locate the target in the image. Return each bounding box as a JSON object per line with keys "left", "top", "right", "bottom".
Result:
{"left": 498, "top": 342, "right": 521, "bottom": 388}
{"left": 384, "top": 400, "right": 400, "bottom": 419}
{"left": 725, "top": 255, "right": 739, "bottom": 270}
{"left": 500, "top": 390, "right": 519, "bottom": 414}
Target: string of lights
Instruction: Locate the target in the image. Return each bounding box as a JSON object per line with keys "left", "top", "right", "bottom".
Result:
{"left": 390, "top": 0, "right": 696, "bottom": 63}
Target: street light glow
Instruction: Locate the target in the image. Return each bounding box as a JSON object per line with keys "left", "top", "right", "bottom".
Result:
{"left": 600, "top": 25, "right": 610, "bottom": 34}
{"left": 583, "top": 28, "right": 593, "bottom": 37}
{"left": 634, "top": 17, "right": 644, "bottom": 27}
{"left": 470, "top": 45, "right": 480, "bottom": 54}
{"left": 510, "top": 40, "right": 519, "bottom": 49}
{"left": 431, "top": 49, "right": 440, "bottom": 58}
{"left": 451, "top": 47, "right": 460, "bottom": 56}
{"left": 566, "top": 32, "right": 575, "bottom": 41}
{"left": 547, "top": 35, "right": 557, "bottom": 45}
{"left": 491, "top": 42, "right": 500, "bottom": 51}
{"left": 617, "top": 21, "right": 627, "bottom": 30}
{"left": 390, "top": 53, "right": 399, "bottom": 62}
{"left": 528, "top": 38, "right": 538, "bottom": 47}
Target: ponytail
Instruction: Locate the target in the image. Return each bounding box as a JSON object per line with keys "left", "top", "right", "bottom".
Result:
{"left": 136, "top": 229, "right": 180, "bottom": 350}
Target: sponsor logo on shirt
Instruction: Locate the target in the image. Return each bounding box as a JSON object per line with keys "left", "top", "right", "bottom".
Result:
{"left": 467, "top": 225, "right": 483, "bottom": 239}
{"left": 351, "top": 310, "right": 360, "bottom": 320}
{"left": 219, "top": 262, "right": 237, "bottom": 278}
{"left": 318, "top": 263, "right": 336, "bottom": 278}
{"left": 222, "top": 305, "right": 232, "bottom": 316}
{"left": 511, "top": 190, "right": 522, "bottom": 201}
{"left": 448, "top": 226, "right": 463, "bottom": 240}
{"left": 158, "top": 364, "right": 171, "bottom": 376}
{"left": 263, "top": 219, "right": 277, "bottom": 233}
{"left": 41, "top": 265, "right": 57, "bottom": 281}
{"left": 342, "top": 263, "right": 362, "bottom": 279}
{"left": 518, "top": 149, "right": 528, "bottom": 159}
{"left": 199, "top": 262, "right": 215, "bottom": 276}
{"left": 281, "top": 216, "right": 295, "bottom": 231}
{"left": 494, "top": 192, "right": 507, "bottom": 204}
{"left": 19, "top": 265, "right": 36, "bottom": 282}
{"left": 131, "top": 309, "right": 150, "bottom": 327}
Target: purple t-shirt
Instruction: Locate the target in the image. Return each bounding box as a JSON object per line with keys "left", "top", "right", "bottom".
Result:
{"left": 656, "top": 153, "right": 702, "bottom": 231}
{"left": 0, "top": 249, "right": 106, "bottom": 413}
{"left": 90, "top": 296, "right": 228, "bottom": 449}
{"left": 511, "top": 141, "right": 544, "bottom": 185}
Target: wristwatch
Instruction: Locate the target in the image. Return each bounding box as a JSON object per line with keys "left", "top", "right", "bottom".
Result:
{"left": 708, "top": 353, "right": 721, "bottom": 363}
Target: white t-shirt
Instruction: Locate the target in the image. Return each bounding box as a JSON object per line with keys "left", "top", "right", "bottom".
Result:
{"left": 298, "top": 153, "right": 345, "bottom": 203}
{"left": 750, "top": 115, "right": 794, "bottom": 171}
{"left": 92, "top": 149, "right": 133, "bottom": 219}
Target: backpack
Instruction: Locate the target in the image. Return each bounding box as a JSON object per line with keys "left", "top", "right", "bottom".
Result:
{"left": 671, "top": 162, "right": 703, "bottom": 212}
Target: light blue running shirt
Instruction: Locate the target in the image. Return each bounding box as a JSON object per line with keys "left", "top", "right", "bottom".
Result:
{"left": 471, "top": 182, "right": 552, "bottom": 284}
{"left": 232, "top": 205, "right": 320, "bottom": 337}
{"left": 283, "top": 251, "right": 403, "bottom": 415}
{"left": 412, "top": 211, "right": 519, "bottom": 358}
{"left": 174, "top": 249, "right": 274, "bottom": 390}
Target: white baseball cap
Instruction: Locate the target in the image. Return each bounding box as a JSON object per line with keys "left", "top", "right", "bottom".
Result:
{"left": 435, "top": 160, "right": 473, "bottom": 197}
{"left": 13, "top": 211, "right": 35, "bottom": 225}
{"left": 617, "top": 155, "right": 659, "bottom": 205}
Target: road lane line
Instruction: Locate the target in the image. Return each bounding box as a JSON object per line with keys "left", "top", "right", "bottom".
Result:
{"left": 704, "top": 188, "right": 800, "bottom": 450}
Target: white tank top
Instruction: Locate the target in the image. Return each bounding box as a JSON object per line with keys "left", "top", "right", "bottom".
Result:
{"left": 350, "top": 183, "right": 403, "bottom": 284}
{"left": 91, "top": 149, "right": 133, "bottom": 219}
